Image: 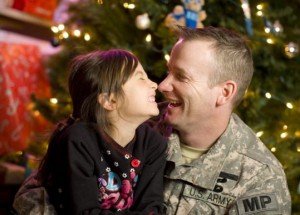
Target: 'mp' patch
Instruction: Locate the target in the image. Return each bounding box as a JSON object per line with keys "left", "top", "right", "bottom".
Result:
{"left": 236, "top": 193, "right": 279, "bottom": 215}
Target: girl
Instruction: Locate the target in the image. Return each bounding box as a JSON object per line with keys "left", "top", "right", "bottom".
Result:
{"left": 14, "top": 49, "right": 167, "bottom": 214}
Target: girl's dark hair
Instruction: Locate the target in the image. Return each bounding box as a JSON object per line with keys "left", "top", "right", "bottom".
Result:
{"left": 37, "top": 49, "right": 139, "bottom": 184}
{"left": 69, "top": 49, "right": 139, "bottom": 130}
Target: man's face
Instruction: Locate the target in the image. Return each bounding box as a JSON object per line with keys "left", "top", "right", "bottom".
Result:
{"left": 158, "top": 40, "right": 220, "bottom": 132}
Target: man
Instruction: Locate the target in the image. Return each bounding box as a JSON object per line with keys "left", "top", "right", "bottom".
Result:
{"left": 155, "top": 26, "right": 291, "bottom": 214}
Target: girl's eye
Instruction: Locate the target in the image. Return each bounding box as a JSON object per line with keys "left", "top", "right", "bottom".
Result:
{"left": 140, "top": 76, "right": 148, "bottom": 80}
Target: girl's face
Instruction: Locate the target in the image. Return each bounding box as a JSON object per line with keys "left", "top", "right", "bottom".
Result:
{"left": 117, "top": 63, "right": 159, "bottom": 124}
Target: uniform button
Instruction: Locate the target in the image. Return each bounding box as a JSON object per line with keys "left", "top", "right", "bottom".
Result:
{"left": 59, "top": 204, "right": 63, "bottom": 208}
{"left": 58, "top": 188, "right": 62, "bottom": 193}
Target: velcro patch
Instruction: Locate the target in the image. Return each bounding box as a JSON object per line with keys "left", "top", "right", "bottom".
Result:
{"left": 236, "top": 193, "right": 279, "bottom": 215}
{"left": 183, "top": 184, "right": 236, "bottom": 208}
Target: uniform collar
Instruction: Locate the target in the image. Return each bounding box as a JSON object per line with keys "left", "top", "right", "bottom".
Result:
{"left": 165, "top": 114, "right": 238, "bottom": 190}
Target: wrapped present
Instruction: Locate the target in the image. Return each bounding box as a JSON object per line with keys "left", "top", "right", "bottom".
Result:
{"left": 0, "top": 161, "right": 25, "bottom": 184}
{"left": 0, "top": 42, "right": 52, "bottom": 155}
{"left": 10, "top": 0, "right": 58, "bottom": 21}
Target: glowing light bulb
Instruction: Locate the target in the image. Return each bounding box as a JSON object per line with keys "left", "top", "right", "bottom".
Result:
{"left": 256, "top": 131, "right": 264, "bottom": 137}
{"left": 256, "top": 11, "right": 263, "bottom": 16}
{"left": 51, "top": 26, "right": 59, "bottom": 33}
{"left": 285, "top": 42, "right": 299, "bottom": 58}
{"left": 264, "top": 27, "right": 271, "bottom": 33}
{"left": 62, "top": 31, "right": 69, "bottom": 39}
{"left": 265, "top": 92, "right": 271, "bottom": 99}
{"left": 123, "top": 3, "right": 135, "bottom": 9}
{"left": 280, "top": 132, "right": 288, "bottom": 139}
{"left": 58, "top": 24, "right": 65, "bottom": 31}
{"left": 286, "top": 102, "right": 293, "bottom": 109}
{"left": 84, "top": 33, "right": 91, "bottom": 41}
{"left": 73, "top": 29, "right": 81, "bottom": 37}
{"left": 164, "top": 54, "right": 170, "bottom": 62}
{"left": 256, "top": 4, "right": 263, "bottom": 10}
{"left": 273, "top": 20, "right": 283, "bottom": 33}
{"left": 266, "top": 38, "right": 274, "bottom": 44}
{"left": 145, "top": 34, "right": 152, "bottom": 42}
{"left": 33, "top": 111, "right": 40, "bottom": 117}
{"left": 50, "top": 98, "right": 58, "bottom": 104}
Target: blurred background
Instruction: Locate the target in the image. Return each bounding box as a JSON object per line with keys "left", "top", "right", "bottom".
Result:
{"left": 0, "top": 0, "right": 299, "bottom": 214}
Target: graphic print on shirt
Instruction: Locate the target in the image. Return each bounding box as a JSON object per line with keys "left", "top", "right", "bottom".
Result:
{"left": 98, "top": 170, "right": 138, "bottom": 211}
{"left": 95, "top": 133, "right": 142, "bottom": 212}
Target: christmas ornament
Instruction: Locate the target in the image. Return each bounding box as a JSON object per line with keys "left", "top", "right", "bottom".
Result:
{"left": 50, "top": 37, "right": 60, "bottom": 47}
{"left": 273, "top": 20, "right": 283, "bottom": 34}
{"left": 241, "top": 0, "right": 253, "bottom": 36}
{"left": 262, "top": 17, "right": 273, "bottom": 32}
{"left": 164, "top": 5, "right": 186, "bottom": 28}
{"left": 135, "top": 13, "right": 151, "bottom": 30}
{"left": 164, "top": 0, "right": 206, "bottom": 29}
{"left": 285, "top": 42, "right": 299, "bottom": 58}
{"left": 181, "top": 0, "right": 206, "bottom": 28}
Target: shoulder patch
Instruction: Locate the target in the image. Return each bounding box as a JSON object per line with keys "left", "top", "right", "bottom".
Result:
{"left": 236, "top": 193, "right": 279, "bottom": 215}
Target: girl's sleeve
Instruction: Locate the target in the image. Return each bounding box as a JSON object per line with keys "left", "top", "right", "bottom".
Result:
{"left": 129, "top": 127, "right": 168, "bottom": 215}
{"left": 60, "top": 126, "right": 103, "bottom": 214}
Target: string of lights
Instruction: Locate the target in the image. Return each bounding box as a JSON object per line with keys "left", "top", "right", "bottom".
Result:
{"left": 46, "top": 0, "right": 299, "bottom": 151}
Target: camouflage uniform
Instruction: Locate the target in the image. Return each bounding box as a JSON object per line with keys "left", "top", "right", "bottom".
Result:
{"left": 163, "top": 113, "right": 291, "bottom": 215}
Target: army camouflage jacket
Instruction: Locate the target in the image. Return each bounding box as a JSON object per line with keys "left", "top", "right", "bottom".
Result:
{"left": 163, "top": 113, "right": 291, "bottom": 215}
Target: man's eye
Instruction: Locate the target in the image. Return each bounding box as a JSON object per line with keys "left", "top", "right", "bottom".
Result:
{"left": 176, "top": 74, "right": 186, "bottom": 80}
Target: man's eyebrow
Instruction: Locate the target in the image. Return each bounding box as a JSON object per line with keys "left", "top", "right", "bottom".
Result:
{"left": 168, "top": 64, "right": 186, "bottom": 75}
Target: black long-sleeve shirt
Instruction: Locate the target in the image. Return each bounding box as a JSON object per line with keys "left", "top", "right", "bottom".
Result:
{"left": 46, "top": 122, "right": 167, "bottom": 215}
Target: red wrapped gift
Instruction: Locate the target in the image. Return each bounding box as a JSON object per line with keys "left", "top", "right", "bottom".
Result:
{"left": 0, "top": 42, "right": 52, "bottom": 155}
{"left": 11, "top": 0, "right": 58, "bottom": 21}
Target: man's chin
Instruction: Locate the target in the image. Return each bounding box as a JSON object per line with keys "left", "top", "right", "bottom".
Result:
{"left": 164, "top": 115, "right": 177, "bottom": 127}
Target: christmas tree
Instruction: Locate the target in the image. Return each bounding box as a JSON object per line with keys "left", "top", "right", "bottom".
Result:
{"left": 6, "top": 0, "right": 300, "bottom": 213}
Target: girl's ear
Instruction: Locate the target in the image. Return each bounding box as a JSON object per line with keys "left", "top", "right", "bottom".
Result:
{"left": 98, "top": 93, "right": 117, "bottom": 110}
{"left": 216, "top": 80, "right": 237, "bottom": 106}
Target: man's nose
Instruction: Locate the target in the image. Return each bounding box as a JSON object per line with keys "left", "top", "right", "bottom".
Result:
{"left": 158, "top": 76, "right": 172, "bottom": 93}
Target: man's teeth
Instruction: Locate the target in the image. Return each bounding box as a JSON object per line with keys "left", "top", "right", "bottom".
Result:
{"left": 170, "top": 101, "right": 180, "bottom": 105}
{"left": 168, "top": 100, "right": 181, "bottom": 107}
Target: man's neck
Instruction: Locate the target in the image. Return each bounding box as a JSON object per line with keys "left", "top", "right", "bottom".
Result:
{"left": 177, "top": 116, "right": 231, "bottom": 149}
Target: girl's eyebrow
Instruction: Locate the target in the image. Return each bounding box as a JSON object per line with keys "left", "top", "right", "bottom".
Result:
{"left": 134, "top": 70, "right": 146, "bottom": 76}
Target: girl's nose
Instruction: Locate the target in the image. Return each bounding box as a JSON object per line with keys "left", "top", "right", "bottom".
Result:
{"left": 151, "top": 80, "right": 158, "bottom": 90}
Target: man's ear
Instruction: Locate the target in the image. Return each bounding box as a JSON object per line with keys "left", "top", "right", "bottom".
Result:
{"left": 216, "top": 80, "right": 237, "bottom": 106}
{"left": 98, "top": 93, "right": 117, "bottom": 110}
